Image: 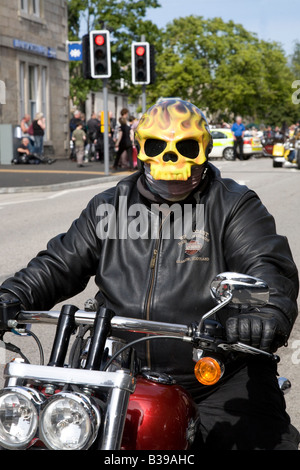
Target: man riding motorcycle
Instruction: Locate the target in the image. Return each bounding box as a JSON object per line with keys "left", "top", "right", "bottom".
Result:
{"left": 0, "top": 98, "right": 299, "bottom": 450}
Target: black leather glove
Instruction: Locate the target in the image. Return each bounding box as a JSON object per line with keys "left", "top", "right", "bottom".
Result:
{"left": 225, "top": 308, "right": 291, "bottom": 352}
{"left": 0, "top": 291, "right": 21, "bottom": 330}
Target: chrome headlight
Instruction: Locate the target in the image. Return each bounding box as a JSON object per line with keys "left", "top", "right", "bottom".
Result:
{"left": 0, "top": 387, "right": 43, "bottom": 450}
{"left": 39, "top": 392, "right": 101, "bottom": 450}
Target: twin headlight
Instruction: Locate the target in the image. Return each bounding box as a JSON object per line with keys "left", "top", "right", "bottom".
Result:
{"left": 0, "top": 387, "right": 101, "bottom": 450}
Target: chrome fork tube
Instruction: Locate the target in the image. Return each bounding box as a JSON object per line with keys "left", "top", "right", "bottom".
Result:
{"left": 98, "top": 371, "right": 131, "bottom": 450}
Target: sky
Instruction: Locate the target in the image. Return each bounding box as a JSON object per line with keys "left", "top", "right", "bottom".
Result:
{"left": 146, "top": 0, "right": 300, "bottom": 56}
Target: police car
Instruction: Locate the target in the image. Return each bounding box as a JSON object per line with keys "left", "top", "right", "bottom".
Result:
{"left": 209, "top": 128, "right": 263, "bottom": 160}
{"left": 209, "top": 129, "right": 235, "bottom": 160}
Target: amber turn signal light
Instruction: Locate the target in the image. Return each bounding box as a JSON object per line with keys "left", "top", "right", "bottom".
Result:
{"left": 194, "top": 356, "right": 224, "bottom": 385}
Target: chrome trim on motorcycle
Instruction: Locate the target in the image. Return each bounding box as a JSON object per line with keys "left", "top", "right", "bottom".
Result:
{"left": 197, "top": 295, "right": 233, "bottom": 334}
{"left": 278, "top": 377, "right": 291, "bottom": 395}
{"left": 141, "top": 371, "right": 176, "bottom": 385}
{"left": 217, "top": 341, "right": 274, "bottom": 358}
{"left": 210, "top": 272, "right": 269, "bottom": 307}
{"left": 110, "top": 316, "right": 189, "bottom": 337}
{"left": 0, "top": 386, "right": 44, "bottom": 450}
{"left": 17, "top": 311, "right": 190, "bottom": 339}
{"left": 39, "top": 391, "right": 101, "bottom": 450}
{"left": 99, "top": 386, "right": 132, "bottom": 450}
{"left": 4, "top": 362, "right": 136, "bottom": 393}
{"left": 17, "top": 310, "right": 96, "bottom": 325}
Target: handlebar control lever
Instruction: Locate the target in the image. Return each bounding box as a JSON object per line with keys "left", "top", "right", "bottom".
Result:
{"left": 0, "top": 294, "right": 21, "bottom": 331}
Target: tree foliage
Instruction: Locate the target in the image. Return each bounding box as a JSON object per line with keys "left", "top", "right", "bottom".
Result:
{"left": 67, "top": 3, "right": 299, "bottom": 125}
{"left": 147, "top": 16, "right": 298, "bottom": 125}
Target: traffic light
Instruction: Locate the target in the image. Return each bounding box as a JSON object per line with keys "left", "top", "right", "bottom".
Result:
{"left": 89, "top": 30, "right": 111, "bottom": 79}
{"left": 100, "top": 111, "right": 111, "bottom": 133}
{"left": 82, "top": 34, "right": 91, "bottom": 79}
{"left": 149, "top": 45, "right": 156, "bottom": 84}
{"left": 131, "top": 42, "right": 150, "bottom": 85}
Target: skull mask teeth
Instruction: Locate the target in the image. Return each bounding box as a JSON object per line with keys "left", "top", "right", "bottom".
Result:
{"left": 136, "top": 98, "right": 212, "bottom": 181}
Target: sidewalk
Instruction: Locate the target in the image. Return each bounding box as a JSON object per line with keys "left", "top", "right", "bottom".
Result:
{"left": 0, "top": 158, "right": 132, "bottom": 193}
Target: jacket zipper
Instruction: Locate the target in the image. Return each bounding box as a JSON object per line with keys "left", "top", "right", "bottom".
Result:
{"left": 145, "top": 220, "right": 165, "bottom": 369}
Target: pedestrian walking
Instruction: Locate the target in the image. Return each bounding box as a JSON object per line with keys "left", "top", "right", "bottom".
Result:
{"left": 112, "top": 108, "right": 133, "bottom": 170}
{"left": 231, "top": 116, "right": 245, "bottom": 160}
{"left": 86, "top": 112, "right": 99, "bottom": 160}
{"left": 69, "top": 110, "right": 82, "bottom": 137}
{"left": 72, "top": 122, "right": 86, "bottom": 167}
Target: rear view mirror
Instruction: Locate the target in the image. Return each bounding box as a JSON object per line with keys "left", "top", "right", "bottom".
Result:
{"left": 210, "top": 272, "right": 269, "bottom": 308}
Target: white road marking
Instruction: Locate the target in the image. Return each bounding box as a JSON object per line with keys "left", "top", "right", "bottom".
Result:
{"left": 0, "top": 183, "right": 111, "bottom": 207}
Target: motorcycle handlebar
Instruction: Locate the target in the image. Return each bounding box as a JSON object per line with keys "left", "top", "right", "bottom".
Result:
{"left": 17, "top": 310, "right": 191, "bottom": 339}
{"left": 17, "top": 309, "right": 276, "bottom": 360}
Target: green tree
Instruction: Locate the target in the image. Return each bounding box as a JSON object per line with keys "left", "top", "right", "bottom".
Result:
{"left": 147, "top": 16, "right": 298, "bottom": 125}
{"left": 291, "top": 41, "right": 300, "bottom": 77}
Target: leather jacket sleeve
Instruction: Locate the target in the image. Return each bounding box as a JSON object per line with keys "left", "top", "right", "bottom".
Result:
{"left": 223, "top": 190, "right": 299, "bottom": 332}
{"left": 0, "top": 194, "right": 103, "bottom": 310}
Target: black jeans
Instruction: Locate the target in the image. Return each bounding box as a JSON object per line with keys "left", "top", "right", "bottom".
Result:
{"left": 233, "top": 136, "right": 244, "bottom": 160}
{"left": 113, "top": 146, "right": 133, "bottom": 169}
{"left": 193, "top": 358, "right": 300, "bottom": 450}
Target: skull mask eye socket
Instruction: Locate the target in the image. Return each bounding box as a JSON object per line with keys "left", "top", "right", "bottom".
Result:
{"left": 144, "top": 139, "right": 167, "bottom": 157}
{"left": 176, "top": 139, "right": 199, "bottom": 159}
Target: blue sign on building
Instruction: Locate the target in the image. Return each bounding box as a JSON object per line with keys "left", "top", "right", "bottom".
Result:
{"left": 13, "top": 39, "right": 56, "bottom": 58}
{"left": 68, "top": 42, "right": 82, "bottom": 61}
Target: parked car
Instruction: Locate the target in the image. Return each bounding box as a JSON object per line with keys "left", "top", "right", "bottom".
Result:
{"left": 209, "top": 129, "right": 235, "bottom": 160}
{"left": 209, "top": 128, "right": 263, "bottom": 160}
{"left": 243, "top": 131, "right": 263, "bottom": 158}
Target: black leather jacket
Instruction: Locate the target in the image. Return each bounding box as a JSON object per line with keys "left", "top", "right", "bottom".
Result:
{"left": 1, "top": 164, "right": 298, "bottom": 397}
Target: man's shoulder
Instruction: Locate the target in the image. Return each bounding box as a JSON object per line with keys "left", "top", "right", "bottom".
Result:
{"left": 92, "top": 172, "right": 141, "bottom": 203}
{"left": 207, "top": 162, "right": 254, "bottom": 199}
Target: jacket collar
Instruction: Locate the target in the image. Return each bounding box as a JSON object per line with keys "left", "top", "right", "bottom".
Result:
{"left": 136, "top": 162, "right": 217, "bottom": 205}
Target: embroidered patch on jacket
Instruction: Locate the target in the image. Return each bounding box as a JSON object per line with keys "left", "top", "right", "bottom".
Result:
{"left": 176, "top": 230, "right": 210, "bottom": 264}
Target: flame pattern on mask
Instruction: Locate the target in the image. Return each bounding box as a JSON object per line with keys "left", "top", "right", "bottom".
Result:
{"left": 136, "top": 98, "right": 212, "bottom": 181}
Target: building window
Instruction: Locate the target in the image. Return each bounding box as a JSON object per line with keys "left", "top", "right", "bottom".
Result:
{"left": 20, "top": 0, "right": 42, "bottom": 19}
{"left": 20, "top": 0, "right": 28, "bottom": 13}
{"left": 32, "top": 0, "right": 40, "bottom": 17}
{"left": 19, "top": 62, "right": 48, "bottom": 138}
{"left": 41, "top": 67, "right": 47, "bottom": 117}
{"left": 28, "top": 65, "right": 38, "bottom": 119}
{"left": 19, "top": 62, "right": 25, "bottom": 118}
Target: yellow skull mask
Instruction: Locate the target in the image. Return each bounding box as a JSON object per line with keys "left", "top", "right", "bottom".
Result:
{"left": 136, "top": 98, "right": 212, "bottom": 181}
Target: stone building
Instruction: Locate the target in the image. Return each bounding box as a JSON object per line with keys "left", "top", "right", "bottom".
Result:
{"left": 0, "top": 0, "right": 69, "bottom": 160}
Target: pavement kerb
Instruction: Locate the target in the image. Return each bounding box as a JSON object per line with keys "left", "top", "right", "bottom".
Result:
{"left": 0, "top": 173, "right": 130, "bottom": 194}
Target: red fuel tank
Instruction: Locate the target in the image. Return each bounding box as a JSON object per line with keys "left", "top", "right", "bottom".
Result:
{"left": 121, "top": 373, "right": 198, "bottom": 450}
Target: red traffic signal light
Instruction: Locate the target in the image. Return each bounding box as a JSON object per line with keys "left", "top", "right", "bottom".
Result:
{"left": 136, "top": 46, "right": 145, "bottom": 56}
{"left": 89, "top": 30, "right": 111, "bottom": 79}
{"left": 131, "top": 42, "right": 150, "bottom": 85}
{"left": 94, "top": 34, "right": 105, "bottom": 46}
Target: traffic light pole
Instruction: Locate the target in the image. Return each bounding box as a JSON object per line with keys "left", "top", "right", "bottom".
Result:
{"left": 102, "top": 78, "right": 109, "bottom": 175}
{"left": 142, "top": 84, "right": 146, "bottom": 113}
